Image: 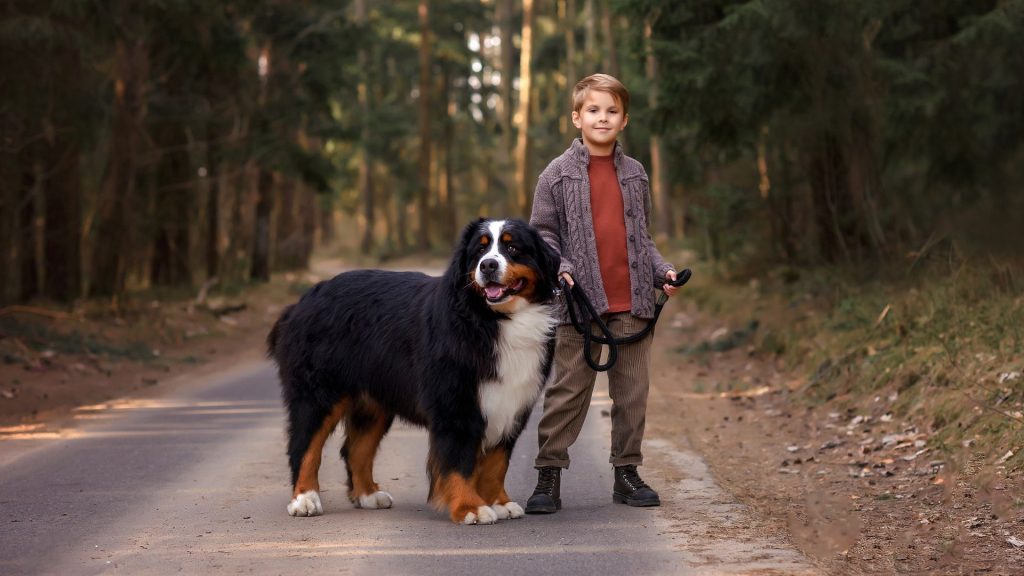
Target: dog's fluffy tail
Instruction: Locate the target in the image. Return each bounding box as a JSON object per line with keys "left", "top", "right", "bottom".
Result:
{"left": 266, "top": 305, "right": 295, "bottom": 359}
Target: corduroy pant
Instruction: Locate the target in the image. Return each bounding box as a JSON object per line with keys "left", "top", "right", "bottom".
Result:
{"left": 534, "top": 312, "right": 653, "bottom": 469}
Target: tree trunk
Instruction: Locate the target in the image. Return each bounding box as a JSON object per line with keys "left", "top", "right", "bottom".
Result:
{"left": 561, "top": 0, "right": 577, "bottom": 140}
{"left": 274, "top": 176, "right": 302, "bottom": 271}
{"left": 514, "top": 0, "right": 535, "bottom": 216}
{"left": 599, "top": 0, "right": 619, "bottom": 77}
{"left": 584, "top": 0, "right": 596, "bottom": 66}
{"left": 441, "top": 65, "right": 457, "bottom": 242}
{"left": 204, "top": 120, "right": 226, "bottom": 280}
{"left": 808, "top": 132, "right": 852, "bottom": 264}
{"left": 416, "top": 0, "right": 432, "bottom": 250}
{"left": 250, "top": 169, "right": 274, "bottom": 282}
{"left": 355, "top": 0, "right": 375, "bottom": 255}
{"left": 496, "top": 0, "right": 516, "bottom": 215}
{"left": 42, "top": 125, "right": 83, "bottom": 302}
{"left": 644, "top": 17, "right": 670, "bottom": 242}
{"left": 92, "top": 35, "right": 146, "bottom": 296}
{"left": 150, "top": 121, "right": 193, "bottom": 287}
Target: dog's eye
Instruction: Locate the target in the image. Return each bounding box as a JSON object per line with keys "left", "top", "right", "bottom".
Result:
{"left": 506, "top": 245, "right": 519, "bottom": 256}
{"left": 477, "top": 244, "right": 488, "bottom": 255}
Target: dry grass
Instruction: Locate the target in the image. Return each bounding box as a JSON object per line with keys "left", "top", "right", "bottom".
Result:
{"left": 678, "top": 253, "right": 1024, "bottom": 471}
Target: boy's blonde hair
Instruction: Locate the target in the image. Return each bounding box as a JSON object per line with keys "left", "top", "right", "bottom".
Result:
{"left": 572, "top": 73, "right": 630, "bottom": 115}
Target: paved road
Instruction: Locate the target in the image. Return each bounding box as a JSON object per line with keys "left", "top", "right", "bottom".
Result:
{"left": 0, "top": 360, "right": 817, "bottom": 575}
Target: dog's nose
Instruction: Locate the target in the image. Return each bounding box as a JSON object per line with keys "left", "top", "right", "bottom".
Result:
{"left": 480, "top": 258, "right": 499, "bottom": 275}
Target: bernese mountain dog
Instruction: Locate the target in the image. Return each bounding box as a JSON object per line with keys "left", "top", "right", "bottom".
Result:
{"left": 267, "top": 218, "right": 560, "bottom": 525}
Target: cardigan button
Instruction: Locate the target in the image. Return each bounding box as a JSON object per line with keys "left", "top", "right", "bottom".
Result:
{"left": 626, "top": 209, "right": 634, "bottom": 217}
{"left": 629, "top": 234, "right": 635, "bottom": 242}
{"left": 630, "top": 261, "right": 637, "bottom": 269}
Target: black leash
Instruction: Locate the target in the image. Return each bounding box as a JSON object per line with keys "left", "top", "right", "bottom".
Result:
{"left": 561, "top": 268, "right": 692, "bottom": 372}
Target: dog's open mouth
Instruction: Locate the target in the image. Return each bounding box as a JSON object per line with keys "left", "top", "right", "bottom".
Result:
{"left": 483, "top": 277, "right": 526, "bottom": 303}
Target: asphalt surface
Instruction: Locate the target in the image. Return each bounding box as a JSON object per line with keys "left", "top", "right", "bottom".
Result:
{"left": 0, "top": 359, "right": 817, "bottom": 575}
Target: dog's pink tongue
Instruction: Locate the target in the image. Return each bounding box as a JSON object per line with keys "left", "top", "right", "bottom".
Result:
{"left": 484, "top": 285, "right": 505, "bottom": 299}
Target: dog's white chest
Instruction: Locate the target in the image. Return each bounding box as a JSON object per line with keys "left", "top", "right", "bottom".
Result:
{"left": 479, "top": 305, "right": 556, "bottom": 447}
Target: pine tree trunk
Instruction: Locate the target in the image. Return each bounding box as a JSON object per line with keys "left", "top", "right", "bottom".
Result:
{"left": 149, "top": 118, "right": 192, "bottom": 287}
{"left": 355, "top": 0, "right": 374, "bottom": 255}
{"left": 42, "top": 126, "right": 83, "bottom": 302}
{"left": 514, "top": 0, "right": 535, "bottom": 216}
{"left": 92, "top": 36, "right": 146, "bottom": 296}
{"left": 644, "top": 17, "right": 670, "bottom": 241}
{"left": 599, "top": 0, "right": 619, "bottom": 77}
{"left": 416, "top": 0, "right": 432, "bottom": 250}
{"left": 496, "top": 0, "right": 516, "bottom": 215}
{"left": 250, "top": 169, "right": 274, "bottom": 282}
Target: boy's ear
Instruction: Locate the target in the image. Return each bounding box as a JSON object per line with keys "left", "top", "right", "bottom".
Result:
{"left": 571, "top": 110, "right": 582, "bottom": 129}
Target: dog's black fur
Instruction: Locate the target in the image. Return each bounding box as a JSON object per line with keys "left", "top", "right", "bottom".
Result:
{"left": 268, "top": 218, "right": 559, "bottom": 524}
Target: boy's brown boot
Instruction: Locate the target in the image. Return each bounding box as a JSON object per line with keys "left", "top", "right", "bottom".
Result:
{"left": 612, "top": 464, "right": 660, "bottom": 507}
{"left": 525, "top": 466, "right": 561, "bottom": 514}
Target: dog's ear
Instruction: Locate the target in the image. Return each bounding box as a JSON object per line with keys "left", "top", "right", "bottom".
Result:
{"left": 448, "top": 218, "right": 487, "bottom": 289}
{"left": 530, "top": 226, "right": 561, "bottom": 300}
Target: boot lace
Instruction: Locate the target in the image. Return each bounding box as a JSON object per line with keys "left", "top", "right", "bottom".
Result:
{"left": 618, "top": 465, "right": 649, "bottom": 490}
{"left": 535, "top": 466, "right": 559, "bottom": 494}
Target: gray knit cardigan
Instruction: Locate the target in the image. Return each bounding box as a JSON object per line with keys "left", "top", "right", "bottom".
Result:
{"left": 529, "top": 138, "right": 674, "bottom": 323}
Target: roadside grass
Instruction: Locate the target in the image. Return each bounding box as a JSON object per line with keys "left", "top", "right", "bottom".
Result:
{"left": 677, "top": 254, "right": 1024, "bottom": 470}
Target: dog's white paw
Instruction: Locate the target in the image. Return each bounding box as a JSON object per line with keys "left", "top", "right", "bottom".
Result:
{"left": 504, "top": 501, "right": 525, "bottom": 519}
{"left": 287, "top": 490, "right": 323, "bottom": 517}
{"left": 490, "top": 503, "right": 511, "bottom": 520}
{"left": 354, "top": 490, "right": 393, "bottom": 510}
{"left": 462, "top": 505, "right": 499, "bottom": 525}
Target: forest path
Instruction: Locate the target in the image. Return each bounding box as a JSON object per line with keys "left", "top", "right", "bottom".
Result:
{"left": 0, "top": 258, "right": 817, "bottom": 575}
{"left": 0, "top": 356, "right": 816, "bottom": 575}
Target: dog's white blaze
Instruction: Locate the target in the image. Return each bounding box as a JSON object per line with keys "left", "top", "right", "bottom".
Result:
{"left": 475, "top": 220, "right": 509, "bottom": 287}
{"left": 480, "top": 302, "right": 557, "bottom": 447}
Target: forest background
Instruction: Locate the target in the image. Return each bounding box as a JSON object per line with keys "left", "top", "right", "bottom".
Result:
{"left": 3, "top": 0, "right": 1023, "bottom": 300}
{"left": 2, "top": 0, "right": 1024, "bottom": 478}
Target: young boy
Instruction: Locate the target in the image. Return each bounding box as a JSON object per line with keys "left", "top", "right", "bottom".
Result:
{"left": 526, "top": 73, "right": 679, "bottom": 513}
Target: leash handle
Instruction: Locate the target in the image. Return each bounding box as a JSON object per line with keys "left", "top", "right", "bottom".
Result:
{"left": 657, "top": 267, "right": 692, "bottom": 306}
{"left": 667, "top": 268, "right": 692, "bottom": 288}
{"left": 561, "top": 268, "right": 694, "bottom": 372}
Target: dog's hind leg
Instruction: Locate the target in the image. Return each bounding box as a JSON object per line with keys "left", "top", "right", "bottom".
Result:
{"left": 341, "top": 398, "right": 395, "bottom": 509}
{"left": 286, "top": 399, "right": 348, "bottom": 517}
{"left": 474, "top": 445, "right": 524, "bottom": 520}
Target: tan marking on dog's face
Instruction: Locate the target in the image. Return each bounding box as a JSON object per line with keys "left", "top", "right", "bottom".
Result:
{"left": 479, "top": 235, "right": 489, "bottom": 246}
{"left": 294, "top": 400, "right": 348, "bottom": 497}
{"left": 506, "top": 263, "right": 539, "bottom": 301}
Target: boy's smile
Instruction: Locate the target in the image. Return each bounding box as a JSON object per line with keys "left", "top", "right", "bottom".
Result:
{"left": 572, "top": 90, "right": 629, "bottom": 156}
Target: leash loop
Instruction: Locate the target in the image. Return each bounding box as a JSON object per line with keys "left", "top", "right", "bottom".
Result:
{"left": 562, "top": 269, "right": 692, "bottom": 372}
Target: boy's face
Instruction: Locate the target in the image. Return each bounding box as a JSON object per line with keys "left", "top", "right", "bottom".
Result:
{"left": 572, "top": 90, "right": 629, "bottom": 155}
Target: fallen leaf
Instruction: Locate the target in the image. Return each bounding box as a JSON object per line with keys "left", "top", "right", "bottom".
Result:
{"left": 1007, "top": 536, "right": 1024, "bottom": 548}
{"left": 995, "top": 449, "right": 1015, "bottom": 465}
{"left": 902, "top": 448, "right": 928, "bottom": 461}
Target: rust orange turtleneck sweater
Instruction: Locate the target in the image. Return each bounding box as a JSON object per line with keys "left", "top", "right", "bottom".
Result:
{"left": 588, "top": 153, "right": 631, "bottom": 313}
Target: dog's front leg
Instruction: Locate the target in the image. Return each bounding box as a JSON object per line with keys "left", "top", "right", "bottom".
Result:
{"left": 427, "top": 429, "right": 496, "bottom": 525}
{"left": 474, "top": 444, "right": 524, "bottom": 519}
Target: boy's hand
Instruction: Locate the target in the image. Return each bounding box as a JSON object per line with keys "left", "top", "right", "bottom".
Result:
{"left": 662, "top": 270, "right": 680, "bottom": 297}
{"left": 560, "top": 272, "right": 575, "bottom": 288}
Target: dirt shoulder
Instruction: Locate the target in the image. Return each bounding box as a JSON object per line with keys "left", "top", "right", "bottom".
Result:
{"left": 647, "top": 298, "right": 1024, "bottom": 575}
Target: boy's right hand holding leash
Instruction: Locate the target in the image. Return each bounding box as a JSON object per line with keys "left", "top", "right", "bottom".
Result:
{"left": 560, "top": 272, "right": 575, "bottom": 288}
